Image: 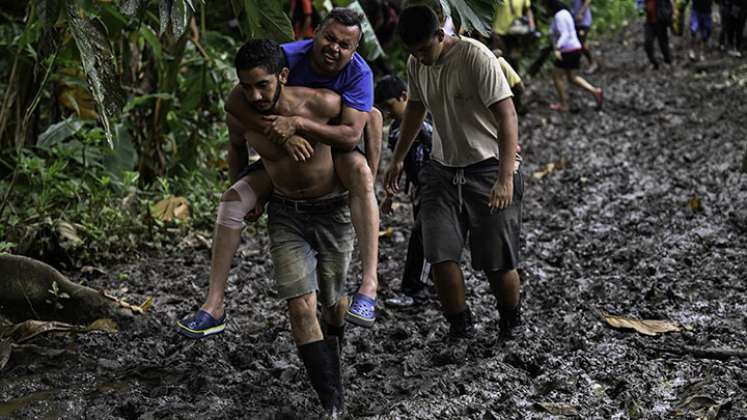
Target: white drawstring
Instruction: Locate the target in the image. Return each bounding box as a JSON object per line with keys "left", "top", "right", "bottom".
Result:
{"left": 453, "top": 168, "right": 466, "bottom": 213}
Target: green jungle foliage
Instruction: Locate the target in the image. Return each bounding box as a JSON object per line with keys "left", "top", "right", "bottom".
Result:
{"left": 0, "top": 0, "right": 636, "bottom": 266}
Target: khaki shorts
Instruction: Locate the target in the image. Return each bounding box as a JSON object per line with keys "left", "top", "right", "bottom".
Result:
{"left": 267, "top": 192, "right": 354, "bottom": 307}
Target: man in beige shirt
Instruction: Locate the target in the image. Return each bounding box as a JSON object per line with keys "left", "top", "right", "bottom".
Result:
{"left": 384, "top": 5, "right": 524, "bottom": 339}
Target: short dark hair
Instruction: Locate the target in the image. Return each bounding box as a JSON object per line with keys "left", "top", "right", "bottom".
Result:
{"left": 544, "top": 0, "right": 569, "bottom": 15}
{"left": 234, "top": 39, "right": 287, "bottom": 75}
{"left": 375, "top": 75, "right": 407, "bottom": 104}
{"left": 319, "top": 7, "right": 364, "bottom": 35}
{"left": 398, "top": 5, "right": 439, "bottom": 45}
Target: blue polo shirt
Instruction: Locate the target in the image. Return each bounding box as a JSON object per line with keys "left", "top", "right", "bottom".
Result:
{"left": 281, "top": 39, "right": 373, "bottom": 112}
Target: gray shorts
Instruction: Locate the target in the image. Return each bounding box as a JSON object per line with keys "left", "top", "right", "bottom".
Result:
{"left": 267, "top": 192, "right": 354, "bottom": 307}
{"left": 419, "top": 159, "right": 523, "bottom": 272}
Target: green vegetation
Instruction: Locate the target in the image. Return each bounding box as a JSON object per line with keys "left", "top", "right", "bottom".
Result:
{"left": 0, "top": 0, "right": 633, "bottom": 266}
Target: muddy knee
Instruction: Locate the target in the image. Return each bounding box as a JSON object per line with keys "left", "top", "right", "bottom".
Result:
{"left": 216, "top": 179, "right": 258, "bottom": 229}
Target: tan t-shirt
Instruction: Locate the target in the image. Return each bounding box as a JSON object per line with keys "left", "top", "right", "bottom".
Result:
{"left": 407, "top": 37, "right": 513, "bottom": 167}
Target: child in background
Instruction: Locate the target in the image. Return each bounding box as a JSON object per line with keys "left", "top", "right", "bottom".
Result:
{"left": 375, "top": 75, "right": 434, "bottom": 307}
{"left": 689, "top": 0, "right": 713, "bottom": 61}
{"left": 493, "top": 48, "right": 527, "bottom": 114}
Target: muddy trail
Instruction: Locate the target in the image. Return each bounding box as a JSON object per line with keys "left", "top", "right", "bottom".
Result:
{"left": 2, "top": 26, "right": 747, "bottom": 419}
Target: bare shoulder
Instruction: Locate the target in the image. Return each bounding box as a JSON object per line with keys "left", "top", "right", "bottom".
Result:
{"left": 225, "top": 85, "right": 248, "bottom": 117}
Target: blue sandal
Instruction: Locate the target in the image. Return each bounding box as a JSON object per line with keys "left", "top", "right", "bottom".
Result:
{"left": 345, "top": 293, "right": 376, "bottom": 328}
{"left": 176, "top": 310, "right": 226, "bottom": 338}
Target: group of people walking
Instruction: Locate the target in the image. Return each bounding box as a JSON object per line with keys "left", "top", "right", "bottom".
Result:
{"left": 169, "top": 0, "right": 743, "bottom": 417}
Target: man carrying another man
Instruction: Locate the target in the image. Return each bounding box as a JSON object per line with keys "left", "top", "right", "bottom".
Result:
{"left": 218, "top": 38, "right": 350, "bottom": 417}
{"left": 177, "top": 9, "right": 382, "bottom": 339}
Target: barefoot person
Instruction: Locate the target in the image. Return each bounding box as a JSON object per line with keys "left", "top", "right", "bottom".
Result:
{"left": 215, "top": 39, "right": 350, "bottom": 417}
{"left": 385, "top": 6, "right": 525, "bottom": 339}
{"left": 545, "top": 0, "right": 603, "bottom": 111}
{"left": 177, "top": 8, "right": 381, "bottom": 338}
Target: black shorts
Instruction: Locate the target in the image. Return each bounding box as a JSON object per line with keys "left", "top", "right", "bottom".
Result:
{"left": 419, "top": 159, "right": 523, "bottom": 272}
{"left": 554, "top": 50, "right": 582, "bottom": 70}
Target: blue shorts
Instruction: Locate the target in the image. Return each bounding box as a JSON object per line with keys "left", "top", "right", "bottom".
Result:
{"left": 690, "top": 11, "right": 712, "bottom": 41}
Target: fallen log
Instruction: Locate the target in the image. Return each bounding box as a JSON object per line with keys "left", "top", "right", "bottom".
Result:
{"left": 0, "top": 254, "right": 130, "bottom": 324}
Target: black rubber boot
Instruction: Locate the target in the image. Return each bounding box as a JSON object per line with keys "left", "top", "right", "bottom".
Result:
{"left": 298, "top": 339, "right": 343, "bottom": 418}
{"left": 498, "top": 303, "right": 523, "bottom": 340}
{"left": 322, "top": 321, "right": 345, "bottom": 351}
{"left": 445, "top": 307, "right": 476, "bottom": 339}
{"left": 325, "top": 336, "right": 344, "bottom": 414}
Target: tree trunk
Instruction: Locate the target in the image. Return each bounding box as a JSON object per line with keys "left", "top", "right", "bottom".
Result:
{"left": 0, "top": 255, "right": 130, "bottom": 324}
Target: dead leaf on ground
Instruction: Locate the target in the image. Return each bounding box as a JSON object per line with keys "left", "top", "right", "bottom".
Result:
{"left": 150, "top": 196, "right": 190, "bottom": 222}
{"left": 604, "top": 314, "right": 689, "bottom": 336}
{"left": 689, "top": 196, "right": 702, "bottom": 212}
{"left": 533, "top": 402, "right": 578, "bottom": 416}
{"left": 0, "top": 320, "right": 78, "bottom": 343}
{"left": 0, "top": 340, "right": 11, "bottom": 369}
{"left": 86, "top": 318, "right": 119, "bottom": 333}
{"left": 379, "top": 227, "right": 394, "bottom": 237}
{"left": 57, "top": 221, "right": 84, "bottom": 248}
{"left": 533, "top": 159, "right": 568, "bottom": 180}
{"left": 104, "top": 293, "right": 154, "bottom": 314}
{"left": 673, "top": 394, "right": 725, "bottom": 420}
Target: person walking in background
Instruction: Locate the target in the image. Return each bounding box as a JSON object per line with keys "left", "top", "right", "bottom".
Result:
{"left": 688, "top": 0, "right": 713, "bottom": 61}
{"left": 491, "top": 0, "right": 537, "bottom": 66}
{"left": 643, "top": 0, "right": 674, "bottom": 69}
{"left": 571, "top": 0, "right": 598, "bottom": 73}
{"left": 545, "top": 0, "right": 603, "bottom": 111}
{"left": 290, "top": 0, "right": 318, "bottom": 40}
{"left": 386, "top": 5, "right": 525, "bottom": 340}
{"left": 721, "top": 0, "right": 746, "bottom": 57}
{"left": 375, "top": 75, "right": 434, "bottom": 307}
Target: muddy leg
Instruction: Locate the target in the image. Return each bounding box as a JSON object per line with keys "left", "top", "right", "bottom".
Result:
{"left": 433, "top": 261, "right": 475, "bottom": 338}
{"left": 567, "top": 70, "right": 602, "bottom": 102}
{"left": 201, "top": 171, "right": 273, "bottom": 319}
{"left": 333, "top": 152, "right": 379, "bottom": 300}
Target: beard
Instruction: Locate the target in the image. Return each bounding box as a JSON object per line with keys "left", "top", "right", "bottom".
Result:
{"left": 250, "top": 79, "right": 282, "bottom": 115}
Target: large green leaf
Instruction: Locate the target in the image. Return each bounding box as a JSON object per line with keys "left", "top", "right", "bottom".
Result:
{"left": 120, "top": 0, "right": 148, "bottom": 17}
{"left": 239, "top": 0, "right": 294, "bottom": 43}
{"left": 102, "top": 123, "right": 138, "bottom": 179}
{"left": 37, "top": 117, "right": 85, "bottom": 148}
{"left": 448, "top": 0, "right": 496, "bottom": 35}
{"left": 66, "top": 3, "right": 125, "bottom": 149}
{"left": 171, "top": 0, "right": 191, "bottom": 37}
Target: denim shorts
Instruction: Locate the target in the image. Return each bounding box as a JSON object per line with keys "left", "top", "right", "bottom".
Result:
{"left": 419, "top": 159, "right": 523, "bottom": 272}
{"left": 267, "top": 192, "right": 354, "bottom": 307}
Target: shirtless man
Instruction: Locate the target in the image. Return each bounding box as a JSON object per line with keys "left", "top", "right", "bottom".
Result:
{"left": 177, "top": 9, "right": 381, "bottom": 338}
{"left": 218, "top": 39, "right": 349, "bottom": 417}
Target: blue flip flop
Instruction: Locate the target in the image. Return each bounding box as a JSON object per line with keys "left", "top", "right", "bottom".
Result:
{"left": 345, "top": 293, "right": 376, "bottom": 328}
{"left": 176, "top": 310, "right": 226, "bottom": 338}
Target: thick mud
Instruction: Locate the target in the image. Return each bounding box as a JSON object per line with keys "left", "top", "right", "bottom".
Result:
{"left": 2, "top": 26, "right": 746, "bottom": 419}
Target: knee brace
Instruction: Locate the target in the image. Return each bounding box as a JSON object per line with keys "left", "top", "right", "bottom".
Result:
{"left": 216, "top": 179, "right": 257, "bottom": 229}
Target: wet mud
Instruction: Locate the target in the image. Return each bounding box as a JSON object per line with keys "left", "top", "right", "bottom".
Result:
{"left": 2, "top": 27, "right": 746, "bottom": 419}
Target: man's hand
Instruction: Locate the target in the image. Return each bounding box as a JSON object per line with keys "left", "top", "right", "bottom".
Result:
{"left": 263, "top": 115, "right": 299, "bottom": 144}
{"left": 245, "top": 197, "right": 267, "bottom": 222}
{"left": 283, "top": 136, "right": 315, "bottom": 162}
{"left": 554, "top": 49, "right": 562, "bottom": 60}
{"left": 383, "top": 161, "right": 405, "bottom": 196}
{"left": 489, "top": 174, "right": 513, "bottom": 210}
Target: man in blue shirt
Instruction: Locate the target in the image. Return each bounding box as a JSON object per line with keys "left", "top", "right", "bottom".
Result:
{"left": 177, "top": 9, "right": 382, "bottom": 339}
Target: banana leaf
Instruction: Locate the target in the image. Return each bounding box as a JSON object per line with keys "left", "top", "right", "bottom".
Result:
{"left": 66, "top": 3, "right": 125, "bottom": 149}
{"left": 234, "top": 0, "right": 294, "bottom": 43}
